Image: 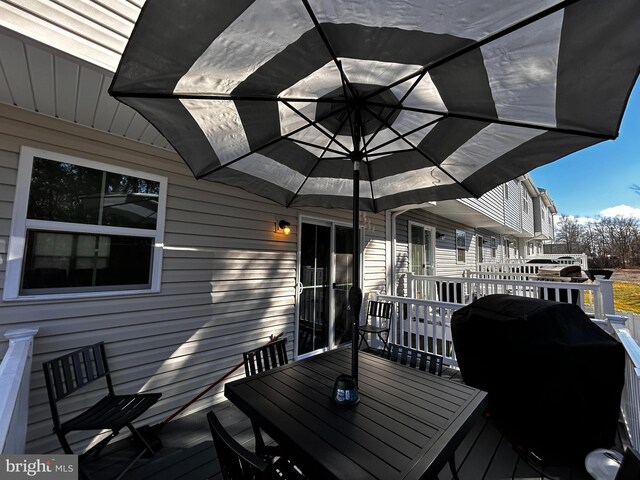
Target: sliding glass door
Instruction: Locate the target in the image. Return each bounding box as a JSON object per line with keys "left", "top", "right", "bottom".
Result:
{"left": 296, "top": 220, "right": 355, "bottom": 358}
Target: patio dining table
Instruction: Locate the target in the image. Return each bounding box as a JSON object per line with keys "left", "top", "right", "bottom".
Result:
{"left": 224, "top": 348, "right": 487, "bottom": 479}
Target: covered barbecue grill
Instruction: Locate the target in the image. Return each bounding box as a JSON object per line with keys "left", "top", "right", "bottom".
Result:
{"left": 531, "top": 264, "right": 583, "bottom": 280}
{"left": 451, "top": 294, "right": 624, "bottom": 465}
{"left": 530, "top": 264, "right": 586, "bottom": 304}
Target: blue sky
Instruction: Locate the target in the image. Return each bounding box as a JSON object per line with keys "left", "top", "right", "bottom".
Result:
{"left": 530, "top": 81, "right": 640, "bottom": 221}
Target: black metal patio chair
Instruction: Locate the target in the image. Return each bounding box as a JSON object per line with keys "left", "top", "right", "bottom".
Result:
{"left": 242, "top": 338, "right": 289, "bottom": 456}
{"left": 42, "top": 342, "right": 161, "bottom": 479}
{"left": 207, "top": 410, "right": 304, "bottom": 480}
{"left": 243, "top": 337, "right": 288, "bottom": 377}
{"left": 357, "top": 300, "right": 393, "bottom": 356}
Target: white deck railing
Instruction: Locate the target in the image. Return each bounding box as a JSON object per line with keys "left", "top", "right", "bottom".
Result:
{"left": 0, "top": 328, "right": 39, "bottom": 454}
{"left": 377, "top": 294, "right": 463, "bottom": 366}
{"left": 610, "top": 321, "right": 640, "bottom": 450}
{"left": 477, "top": 261, "right": 581, "bottom": 275}
{"left": 406, "top": 273, "right": 615, "bottom": 319}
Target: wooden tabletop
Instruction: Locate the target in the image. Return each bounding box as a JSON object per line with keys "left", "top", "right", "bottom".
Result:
{"left": 225, "top": 348, "right": 487, "bottom": 480}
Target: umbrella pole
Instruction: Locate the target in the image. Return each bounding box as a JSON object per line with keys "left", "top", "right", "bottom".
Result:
{"left": 350, "top": 154, "right": 363, "bottom": 384}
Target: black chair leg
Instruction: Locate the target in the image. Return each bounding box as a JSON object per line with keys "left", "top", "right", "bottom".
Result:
{"left": 449, "top": 453, "right": 460, "bottom": 480}
{"left": 251, "top": 420, "right": 267, "bottom": 454}
{"left": 377, "top": 332, "right": 389, "bottom": 357}
{"left": 56, "top": 432, "right": 75, "bottom": 455}
{"left": 358, "top": 332, "right": 371, "bottom": 352}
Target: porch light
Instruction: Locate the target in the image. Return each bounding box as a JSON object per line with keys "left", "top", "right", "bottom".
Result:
{"left": 276, "top": 220, "right": 291, "bottom": 235}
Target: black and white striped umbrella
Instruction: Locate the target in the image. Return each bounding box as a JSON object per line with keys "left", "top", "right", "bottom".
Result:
{"left": 110, "top": 0, "right": 640, "bottom": 379}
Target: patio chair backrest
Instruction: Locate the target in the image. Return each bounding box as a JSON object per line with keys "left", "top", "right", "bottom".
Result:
{"left": 389, "top": 344, "right": 443, "bottom": 376}
{"left": 366, "top": 301, "right": 393, "bottom": 326}
{"left": 243, "top": 338, "right": 288, "bottom": 377}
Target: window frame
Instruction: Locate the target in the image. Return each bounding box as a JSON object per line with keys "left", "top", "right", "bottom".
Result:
{"left": 455, "top": 229, "right": 466, "bottom": 264}
{"left": 522, "top": 184, "right": 529, "bottom": 214}
{"left": 4, "top": 146, "right": 168, "bottom": 301}
{"left": 503, "top": 238, "right": 511, "bottom": 259}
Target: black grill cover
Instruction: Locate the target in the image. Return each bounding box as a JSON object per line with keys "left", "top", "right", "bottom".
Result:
{"left": 451, "top": 294, "right": 624, "bottom": 465}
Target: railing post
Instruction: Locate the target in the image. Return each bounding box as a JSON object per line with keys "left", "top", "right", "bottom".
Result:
{"left": 611, "top": 323, "right": 640, "bottom": 450}
{"left": 598, "top": 279, "right": 615, "bottom": 317}
{"left": 0, "top": 327, "right": 39, "bottom": 454}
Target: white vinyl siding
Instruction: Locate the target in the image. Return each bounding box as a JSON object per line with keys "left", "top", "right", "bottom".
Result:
{"left": 0, "top": 103, "right": 386, "bottom": 454}
{"left": 393, "top": 210, "right": 476, "bottom": 295}
{"left": 533, "top": 197, "right": 554, "bottom": 239}
{"left": 503, "top": 180, "right": 521, "bottom": 230}
{"left": 521, "top": 183, "right": 534, "bottom": 235}
{"left": 458, "top": 184, "right": 503, "bottom": 224}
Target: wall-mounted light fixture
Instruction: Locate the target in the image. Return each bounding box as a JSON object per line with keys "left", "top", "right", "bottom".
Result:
{"left": 276, "top": 220, "right": 291, "bottom": 235}
{"left": 436, "top": 231, "right": 446, "bottom": 240}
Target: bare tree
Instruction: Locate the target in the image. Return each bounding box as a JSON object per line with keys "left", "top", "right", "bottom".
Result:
{"left": 555, "top": 215, "right": 582, "bottom": 254}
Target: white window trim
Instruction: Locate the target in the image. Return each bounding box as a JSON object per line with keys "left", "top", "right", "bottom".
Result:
{"left": 3, "top": 146, "right": 168, "bottom": 301}
{"left": 455, "top": 229, "right": 466, "bottom": 265}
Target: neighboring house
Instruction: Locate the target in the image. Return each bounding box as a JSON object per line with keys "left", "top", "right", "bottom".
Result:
{"left": 0, "top": 5, "right": 556, "bottom": 455}
{"left": 390, "top": 174, "right": 556, "bottom": 296}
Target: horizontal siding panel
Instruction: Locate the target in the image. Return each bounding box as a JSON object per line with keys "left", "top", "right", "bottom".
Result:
{"left": 161, "top": 281, "right": 293, "bottom": 297}
{"left": 0, "top": 165, "right": 15, "bottom": 185}
{"left": 0, "top": 183, "right": 14, "bottom": 202}
{"left": 162, "top": 256, "right": 297, "bottom": 271}
{"left": 163, "top": 233, "right": 293, "bottom": 252}
{"left": 161, "top": 269, "right": 296, "bottom": 283}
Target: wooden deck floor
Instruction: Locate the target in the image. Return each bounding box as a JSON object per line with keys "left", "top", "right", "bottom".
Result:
{"left": 83, "top": 365, "right": 606, "bottom": 480}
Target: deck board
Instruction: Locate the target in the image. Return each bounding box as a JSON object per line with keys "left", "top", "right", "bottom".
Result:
{"left": 81, "top": 364, "right": 616, "bottom": 480}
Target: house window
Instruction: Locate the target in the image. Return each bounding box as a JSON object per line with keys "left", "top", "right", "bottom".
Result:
{"left": 456, "top": 230, "right": 466, "bottom": 264}
{"left": 490, "top": 236, "right": 497, "bottom": 258}
{"left": 522, "top": 185, "right": 529, "bottom": 214}
{"left": 503, "top": 239, "right": 510, "bottom": 259}
{"left": 4, "top": 147, "right": 167, "bottom": 300}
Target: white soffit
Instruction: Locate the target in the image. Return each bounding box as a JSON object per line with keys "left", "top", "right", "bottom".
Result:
{"left": 0, "top": 1, "right": 171, "bottom": 149}
{"left": 0, "top": 0, "right": 143, "bottom": 73}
